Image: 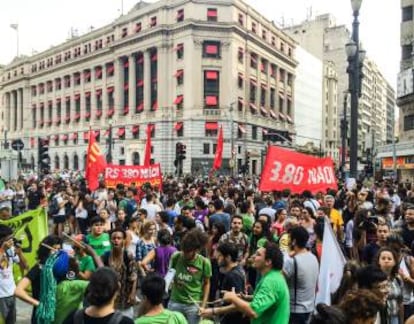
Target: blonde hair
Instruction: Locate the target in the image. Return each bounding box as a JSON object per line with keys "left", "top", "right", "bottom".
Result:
{"left": 140, "top": 220, "right": 156, "bottom": 237}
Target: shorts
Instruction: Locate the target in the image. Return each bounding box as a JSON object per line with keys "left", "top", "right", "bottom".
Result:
{"left": 53, "top": 215, "right": 67, "bottom": 224}
{"left": 0, "top": 296, "right": 16, "bottom": 324}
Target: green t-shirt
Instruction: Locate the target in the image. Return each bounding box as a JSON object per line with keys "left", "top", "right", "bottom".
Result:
{"left": 169, "top": 252, "right": 212, "bottom": 305}
{"left": 250, "top": 270, "right": 290, "bottom": 324}
{"left": 241, "top": 213, "right": 254, "bottom": 235}
{"left": 54, "top": 280, "right": 89, "bottom": 324}
{"left": 135, "top": 309, "right": 188, "bottom": 324}
{"left": 86, "top": 233, "right": 111, "bottom": 256}
{"left": 79, "top": 255, "right": 96, "bottom": 273}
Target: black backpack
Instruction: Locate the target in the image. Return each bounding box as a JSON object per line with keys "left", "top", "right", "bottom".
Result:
{"left": 73, "top": 309, "right": 123, "bottom": 324}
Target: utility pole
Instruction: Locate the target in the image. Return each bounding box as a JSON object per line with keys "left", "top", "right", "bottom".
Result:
{"left": 341, "top": 93, "right": 348, "bottom": 180}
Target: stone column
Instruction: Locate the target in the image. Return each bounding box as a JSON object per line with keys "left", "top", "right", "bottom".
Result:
{"left": 128, "top": 55, "right": 136, "bottom": 116}
{"left": 144, "top": 50, "right": 151, "bottom": 111}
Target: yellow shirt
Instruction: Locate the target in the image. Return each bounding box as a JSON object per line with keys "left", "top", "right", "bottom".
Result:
{"left": 329, "top": 208, "right": 343, "bottom": 232}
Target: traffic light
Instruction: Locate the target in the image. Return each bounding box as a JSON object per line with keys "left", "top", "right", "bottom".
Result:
{"left": 244, "top": 151, "right": 250, "bottom": 174}
{"left": 176, "top": 142, "right": 186, "bottom": 160}
{"left": 38, "top": 137, "right": 51, "bottom": 175}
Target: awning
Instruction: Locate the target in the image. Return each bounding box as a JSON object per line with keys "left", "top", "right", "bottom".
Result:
{"left": 152, "top": 101, "right": 158, "bottom": 110}
{"left": 286, "top": 114, "right": 293, "bottom": 123}
{"left": 51, "top": 135, "right": 57, "bottom": 141}
{"left": 249, "top": 103, "right": 257, "bottom": 111}
{"left": 104, "top": 130, "right": 110, "bottom": 136}
{"left": 107, "top": 87, "right": 114, "bottom": 93}
{"left": 207, "top": 9, "right": 217, "bottom": 17}
{"left": 205, "top": 122, "right": 218, "bottom": 130}
{"left": 174, "top": 95, "right": 184, "bottom": 105}
{"left": 65, "top": 97, "right": 70, "bottom": 102}
{"left": 83, "top": 132, "right": 89, "bottom": 140}
{"left": 206, "top": 45, "right": 218, "bottom": 55}
{"left": 136, "top": 56, "right": 144, "bottom": 64}
{"left": 174, "top": 69, "right": 184, "bottom": 78}
{"left": 136, "top": 103, "right": 144, "bottom": 112}
{"left": 238, "top": 98, "right": 244, "bottom": 106}
{"left": 260, "top": 106, "right": 268, "bottom": 115}
{"left": 123, "top": 106, "right": 129, "bottom": 115}
{"left": 74, "top": 94, "right": 80, "bottom": 100}
{"left": 61, "top": 134, "right": 68, "bottom": 141}
{"left": 206, "top": 71, "right": 218, "bottom": 80}
{"left": 279, "top": 113, "right": 286, "bottom": 121}
{"left": 238, "top": 124, "right": 247, "bottom": 133}
{"left": 174, "top": 122, "right": 183, "bottom": 131}
{"left": 74, "top": 74, "right": 80, "bottom": 81}
{"left": 124, "top": 83, "right": 129, "bottom": 90}
{"left": 96, "top": 110, "right": 102, "bottom": 117}
{"left": 238, "top": 72, "right": 244, "bottom": 79}
{"left": 107, "top": 65, "right": 114, "bottom": 73}
{"left": 151, "top": 53, "right": 157, "bottom": 61}
{"left": 71, "top": 132, "right": 78, "bottom": 140}
{"left": 262, "top": 129, "right": 268, "bottom": 135}
{"left": 205, "top": 95, "right": 217, "bottom": 106}
{"left": 117, "top": 128, "right": 125, "bottom": 137}
{"left": 56, "top": 98, "right": 61, "bottom": 103}
{"left": 135, "top": 23, "right": 142, "bottom": 33}
{"left": 84, "top": 112, "right": 91, "bottom": 119}
{"left": 32, "top": 104, "right": 36, "bottom": 109}
{"left": 269, "top": 110, "right": 277, "bottom": 119}
{"left": 107, "top": 108, "right": 114, "bottom": 117}
{"left": 74, "top": 113, "right": 80, "bottom": 120}
{"left": 95, "top": 67, "right": 102, "bottom": 77}
{"left": 132, "top": 125, "right": 139, "bottom": 134}
{"left": 123, "top": 61, "right": 129, "bottom": 68}
{"left": 84, "top": 71, "right": 91, "bottom": 78}
{"left": 250, "top": 79, "right": 257, "bottom": 86}
{"left": 96, "top": 89, "right": 102, "bottom": 96}
{"left": 137, "top": 79, "right": 144, "bottom": 87}
{"left": 174, "top": 43, "right": 184, "bottom": 51}
{"left": 85, "top": 92, "right": 91, "bottom": 98}
{"left": 261, "top": 83, "right": 267, "bottom": 89}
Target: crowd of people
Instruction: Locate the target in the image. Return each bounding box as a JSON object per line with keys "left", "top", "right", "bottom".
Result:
{"left": 1, "top": 173, "right": 414, "bottom": 323}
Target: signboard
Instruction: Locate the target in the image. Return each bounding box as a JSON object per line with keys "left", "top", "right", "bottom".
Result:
{"left": 382, "top": 156, "right": 414, "bottom": 170}
{"left": 259, "top": 146, "right": 337, "bottom": 193}
{"left": 11, "top": 139, "right": 24, "bottom": 151}
{"left": 397, "top": 68, "right": 414, "bottom": 98}
{"left": 104, "top": 163, "right": 162, "bottom": 188}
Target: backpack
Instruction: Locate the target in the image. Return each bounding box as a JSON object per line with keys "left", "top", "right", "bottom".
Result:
{"left": 48, "top": 195, "right": 59, "bottom": 216}
{"left": 125, "top": 199, "right": 137, "bottom": 218}
{"left": 73, "top": 309, "right": 123, "bottom": 324}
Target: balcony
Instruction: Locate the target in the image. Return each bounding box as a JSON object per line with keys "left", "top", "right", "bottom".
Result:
{"left": 202, "top": 109, "right": 221, "bottom": 119}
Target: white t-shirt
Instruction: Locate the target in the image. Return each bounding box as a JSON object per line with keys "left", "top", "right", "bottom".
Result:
{"left": 144, "top": 203, "right": 161, "bottom": 221}
{"left": 0, "top": 254, "right": 17, "bottom": 298}
{"left": 56, "top": 194, "right": 66, "bottom": 216}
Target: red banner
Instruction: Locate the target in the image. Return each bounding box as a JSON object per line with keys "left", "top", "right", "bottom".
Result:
{"left": 105, "top": 164, "right": 162, "bottom": 189}
{"left": 259, "top": 146, "right": 337, "bottom": 194}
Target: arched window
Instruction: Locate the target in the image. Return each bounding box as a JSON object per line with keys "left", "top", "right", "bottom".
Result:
{"left": 132, "top": 152, "right": 140, "bottom": 165}
{"left": 63, "top": 154, "right": 69, "bottom": 170}
{"left": 54, "top": 155, "right": 60, "bottom": 170}
{"left": 73, "top": 154, "right": 79, "bottom": 170}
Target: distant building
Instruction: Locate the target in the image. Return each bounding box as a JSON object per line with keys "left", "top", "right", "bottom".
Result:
{"left": 0, "top": 0, "right": 297, "bottom": 176}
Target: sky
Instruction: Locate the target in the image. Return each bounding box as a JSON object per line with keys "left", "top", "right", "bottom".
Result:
{"left": 0, "top": 0, "right": 400, "bottom": 88}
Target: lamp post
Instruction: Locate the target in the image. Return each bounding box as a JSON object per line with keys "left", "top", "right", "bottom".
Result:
{"left": 229, "top": 102, "right": 236, "bottom": 177}
{"left": 346, "top": 0, "right": 365, "bottom": 179}
{"left": 341, "top": 92, "right": 349, "bottom": 180}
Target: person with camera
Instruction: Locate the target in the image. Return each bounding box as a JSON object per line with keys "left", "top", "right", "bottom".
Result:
{"left": 0, "top": 224, "right": 28, "bottom": 324}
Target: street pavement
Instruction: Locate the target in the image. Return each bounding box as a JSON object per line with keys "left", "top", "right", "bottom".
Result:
{"left": 16, "top": 299, "right": 32, "bottom": 323}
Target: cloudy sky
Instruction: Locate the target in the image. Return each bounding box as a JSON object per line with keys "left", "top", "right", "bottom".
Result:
{"left": 0, "top": 0, "right": 400, "bottom": 87}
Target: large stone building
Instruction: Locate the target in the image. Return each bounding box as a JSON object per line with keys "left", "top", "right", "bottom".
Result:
{"left": 387, "top": 0, "right": 414, "bottom": 181}
{"left": 284, "top": 14, "right": 394, "bottom": 169}
{"left": 0, "top": 0, "right": 297, "bottom": 176}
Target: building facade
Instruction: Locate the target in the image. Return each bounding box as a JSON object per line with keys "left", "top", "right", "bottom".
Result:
{"left": 0, "top": 0, "right": 297, "bottom": 176}
{"left": 390, "top": 0, "right": 414, "bottom": 181}
{"left": 284, "top": 14, "right": 394, "bottom": 169}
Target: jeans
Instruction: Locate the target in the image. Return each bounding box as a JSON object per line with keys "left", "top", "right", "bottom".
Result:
{"left": 168, "top": 301, "right": 200, "bottom": 324}
{"left": 0, "top": 296, "right": 16, "bottom": 324}
{"left": 290, "top": 312, "right": 311, "bottom": 324}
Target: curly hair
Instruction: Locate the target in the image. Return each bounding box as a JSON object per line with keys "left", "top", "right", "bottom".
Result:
{"left": 180, "top": 228, "right": 209, "bottom": 252}
{"left": 338, "top": 289, "right": 383, "bottom": 322}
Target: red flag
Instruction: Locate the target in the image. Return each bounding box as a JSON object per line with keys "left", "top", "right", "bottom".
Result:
{"left": 213, "top": 126, "right": 223, "bottom": 170}
{"left": 86, "top": 130, "right": 107, "bottom": 191}
{"left": 144, "top": 124, "right": 153, "bottom": 166}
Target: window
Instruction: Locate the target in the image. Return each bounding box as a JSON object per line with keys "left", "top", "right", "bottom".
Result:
{"left": 262, "top": 30, "right": 267, "bottom": 41}
{"left": 250, "top": 53, "right": 257, "bottom": 69}
{"left": 203, "top": 143, "right": 210, "bottom": 154}
{"left": 271, "top": 36, "right": 276, "bottom": 46}
{"left": 204, "top": 70, "right": 219, "bottom": 108}
{"left": 95, "top": 66, "right": 102, "bottom": 80}
{"left": 238, "top": 13, "right": 244, "bottom": 26}
{"left": 150, "top": 16, "right": 157, "bottom": 27}
{"left": 238, "top": 97, "right": 244, "bottom": 112}
{"left": 31, "top": 86, "right": 37, "bottom": 96}
{"left": 260, "top": 86, "right": 266, "bottom": 107}
{"left": 402, "top": 44, "right": 413, "bottom": 60}
{"left": 84, "top": 70, "right": 91, "bottom": 83}
{"left": 238, "top": 73, "right": 243, "bottom": 89}
{"left": 174, "top": 95, "right": 184, "bottom": 110}
{"left": 176, "top": 43, "right": 184, "bottom": 59}
{"left": 74, "top": 72, "right": 81, "bottom": 86}
{"left": 207, "top": 8, "right": 217, "bottom": 21}
{"left": 175, "top": 69, "right": 184, "bottom": 85}
{"left": 177, "top": 122, "right": 184, "bottom": 137}
{"left": 121, "top": 27, "right": 128, "bottom": 38}
{"left": 107, "top": 62, "right": 114, "bottom": 77}
{"left": 279, "top": 69, "right": 285, "bottom": 83}
{"left": 251, "top": 21, "right": 257, "bottom": 33}
{"left": 249, "top": 80, "right": 257, "bottom": 103}
{"left": 177, "top": 9, "right": 184, "bottom": 22}
{"left": 252, "top": 126, "right": 257, "bottom": 140}
{"left": 270, "top": 88, "right": 275, "bottom": 108}
{"left": 270, "top": 64, "right": 277, "bottom": 78}
{"left": 403, "top": 6, "right": 413, "bottom": 22}
{"left": 260, "top": 59, "right": 267, "bottom": 73}
{"left": 280, "top": 42, "right": 285, "bottom": 53}
{"left": 238, "top": 47, "right": 244, "bottom": 63}
{"left": 55, "top": 78, "right": 62, "bottom": 90}
{"left": 135, "top": 22, "right": 142, "bottom": 33}
{"left": 132, "top": 126, "right": 139, "bottom": 139}
{"left": 203, "top": 41, "right": 220, "bottom": 59}
{"left": 404, "top": 114, "right": 414, "bottom": 131}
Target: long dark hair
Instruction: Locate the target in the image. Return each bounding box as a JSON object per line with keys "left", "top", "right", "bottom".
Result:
{"left": 37, "top": 235, "right": 63, "bottom": 265}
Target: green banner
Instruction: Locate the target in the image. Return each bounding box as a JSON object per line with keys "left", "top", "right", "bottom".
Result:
{"left": 0, "top": 208, "right": 48, "bottom": 280}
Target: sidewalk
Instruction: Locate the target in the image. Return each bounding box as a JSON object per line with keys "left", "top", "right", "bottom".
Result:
{"left": 16, "top": 299, "right": 32, "bottom": 324}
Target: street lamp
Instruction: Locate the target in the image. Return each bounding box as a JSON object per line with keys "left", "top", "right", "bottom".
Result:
{"left": 346, "top": 0, "right": 364, "bottom": 179}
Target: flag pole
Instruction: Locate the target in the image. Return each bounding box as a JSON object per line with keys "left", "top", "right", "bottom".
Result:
{"left": 10, "top": 24, "right": 19, "bottom": 57}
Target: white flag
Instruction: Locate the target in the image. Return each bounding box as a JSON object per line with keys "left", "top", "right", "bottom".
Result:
{"left": 314, "top": 216, "right": 346, "bottom": 306}
{"left": 10, "top": 24, "right": 18, "bottom": 30}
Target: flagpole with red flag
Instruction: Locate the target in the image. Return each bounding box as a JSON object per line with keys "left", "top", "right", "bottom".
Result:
{"left": 212, "top": 125, "right": 223, "bottom": 171}
{"left": 85, "top": 128, "right": 107, "bottom": 191}
{"left": 143, "top": 124, "right": 152, "bottom": 166}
